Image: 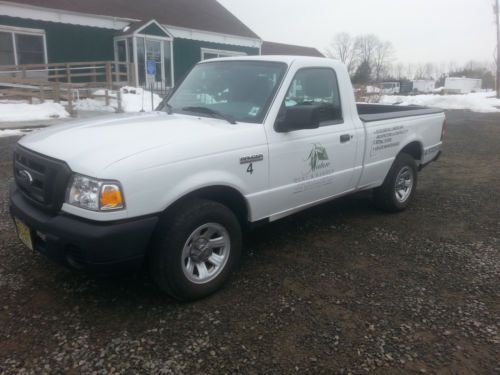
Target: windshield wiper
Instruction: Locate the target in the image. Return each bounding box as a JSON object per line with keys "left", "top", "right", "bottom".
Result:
{"left": 164, "top": 102, "right": 173, "bottom": 114}
{"left": 182, "top": 106, "right": 237, "bottom": 125}
{"left": 158, "top": 99, "right": 173, "bottom": 114}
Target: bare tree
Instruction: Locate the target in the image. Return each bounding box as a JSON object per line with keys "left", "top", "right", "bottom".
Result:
{"left": 326, "top": 33, "right": 357, "bottom": 75}
{"left": 354, "top": 34, "right": 380, "bottom": 66}
{"left": 406, "top": 63, "right": 416, "bottom": 80}
{"left": 373, "top": 41, "right": 394, "bottom": 82}
{"left": 424, "top": 63, "right": 437, "bottom": 79}
{"left": 394, "top": 62, "right": 406, "bottom": 80}
{"left": 448, "top": 60, "right": 458, "bottom": 74}
{"left": 414, "top": 63, "right": 426, "bottom": 79}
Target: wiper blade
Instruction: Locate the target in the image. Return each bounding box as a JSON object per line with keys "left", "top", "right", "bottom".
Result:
{"left": 182, "top": 106, "right": 236, "bottom": 124}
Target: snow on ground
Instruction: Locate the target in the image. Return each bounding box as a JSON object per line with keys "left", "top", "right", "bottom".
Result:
{"left": 379, "top": 91, "right": 500, "bottom": 113}
{"left": 0, "top": 87, "right": 162, "bottom": 123}
{"left": 0, "top": 128, "right": 37, "bottom": 138}
{"left": 82, "top": 86, "right": 163, "bottom": 113}
{"left": 120, "top": 86, "right": 163, "bottom": 112}
{"left": 0, "top": 100, "right": 69, "bottom": 122}
{"left": 366, "top": 85, "right": 381, "bottom": 94}
{"left": 74, "top": 98, "right": 115, "bottom": 113}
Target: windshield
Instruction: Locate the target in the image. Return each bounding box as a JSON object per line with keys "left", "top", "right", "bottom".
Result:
{"left": 165, "top": 61, "right": 287, "bottom": 123}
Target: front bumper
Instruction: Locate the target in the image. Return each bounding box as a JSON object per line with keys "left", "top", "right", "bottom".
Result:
{"left": 9, "top": 183, "right": 159, "bottom": 272}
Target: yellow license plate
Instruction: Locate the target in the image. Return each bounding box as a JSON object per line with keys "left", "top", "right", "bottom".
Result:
{"left": 14, "top": 217, "right": 33, "bottom": 251}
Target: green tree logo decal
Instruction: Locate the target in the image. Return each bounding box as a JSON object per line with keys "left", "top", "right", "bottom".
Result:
{"left": 306, "top": 143, "right": 329, "bottom": 172}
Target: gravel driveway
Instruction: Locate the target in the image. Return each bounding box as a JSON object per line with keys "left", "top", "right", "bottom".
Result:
{"left": 0, "top": 110, "right": 499, "bottom": 374}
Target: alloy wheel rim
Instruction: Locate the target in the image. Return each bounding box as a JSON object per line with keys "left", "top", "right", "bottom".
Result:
{"left": 394, "top": 166, "right": 414, "bottom": 203}
{"left": 181, "top": 223, "right": 230, "bottom": 284}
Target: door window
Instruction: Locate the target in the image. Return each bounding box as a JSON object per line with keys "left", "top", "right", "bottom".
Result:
{"left": 284, "top": 68, "right": 343, "bottom": 124}
{"left": 137, "top": 38, "right": 146, "bottom": 85}
{"left": 146, "top": 39, "right": 162, "bottom": 82}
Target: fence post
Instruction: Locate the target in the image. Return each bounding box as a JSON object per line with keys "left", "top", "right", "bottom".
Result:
{"left": 65, "top": 64, "right": 71, "bottom": 83}
{"left": 39, "top": 85, "right": 45, "bottom": 103}
{"left": 105, "top": 89, "right": 110, "bottom": 106}
{"left": 116, "top": 89, "right": 123, "bottom": 113}
{"left": 53, "top": 83, "right": 60, "bottom": 103}
{"left": 67, "top": 89, "right": 76, "bottom": 117}
{"left": 105, "top": 62, "right": 112, "bottom": 89}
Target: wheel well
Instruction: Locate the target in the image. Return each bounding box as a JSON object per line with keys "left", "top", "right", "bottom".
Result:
{"left": 399, "top": 141, "right": 423, "bottom": 161}
{"left": 162, "top": 186, "right": 249, "bottom": 227}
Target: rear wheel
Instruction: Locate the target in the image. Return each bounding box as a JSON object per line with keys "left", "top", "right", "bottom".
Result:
{"left": 373, "top": 153, "right": 418, "bottom": 212}
{"left": 150, "top": 199, "right": 242, "bottom": 301}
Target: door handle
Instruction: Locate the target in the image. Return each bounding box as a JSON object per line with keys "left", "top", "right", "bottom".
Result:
{"left": 340, "top": 134, "right": 353, "bottom": 143}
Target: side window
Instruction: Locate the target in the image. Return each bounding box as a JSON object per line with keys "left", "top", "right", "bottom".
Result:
{"left": 284, "top": 68, "right": 342, "bottom": 124}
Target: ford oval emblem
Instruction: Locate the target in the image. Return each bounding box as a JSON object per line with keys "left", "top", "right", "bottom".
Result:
{"left": 18, "top": 170, "right": 33, "bottom": 185}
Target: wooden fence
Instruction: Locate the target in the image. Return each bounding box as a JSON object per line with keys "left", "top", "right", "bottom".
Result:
{"left": 0, "top": 61, "right": 134, "bottom": 115}
{"left": 0, "top": 61, "right": 135, "bottom": 88}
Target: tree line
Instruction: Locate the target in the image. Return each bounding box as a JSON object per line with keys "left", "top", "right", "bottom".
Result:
{"left": 326, "top": 32, "right": 495, "bottom": 89}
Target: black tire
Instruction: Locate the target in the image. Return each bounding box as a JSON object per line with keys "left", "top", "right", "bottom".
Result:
{"left": 150, "top": 199, "right": 242, "bottom": 301}
{"left": 373, "top": 153, "right": 418, "bottom": 212}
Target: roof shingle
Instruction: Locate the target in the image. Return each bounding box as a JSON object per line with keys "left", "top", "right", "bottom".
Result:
{"left": 8, "top": 0, "right": 260, "bottom": 39}
{"left": 262, "top": 41, "right": 324, "bottom": 57}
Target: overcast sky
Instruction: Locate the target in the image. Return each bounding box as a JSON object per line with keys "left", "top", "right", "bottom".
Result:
{"left": 218, "top": 0, "right": 496, "bottom": 67}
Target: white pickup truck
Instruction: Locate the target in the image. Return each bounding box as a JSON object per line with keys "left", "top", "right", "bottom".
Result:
{"left": 10, "top": 56, "right": 445, "bottom": 300}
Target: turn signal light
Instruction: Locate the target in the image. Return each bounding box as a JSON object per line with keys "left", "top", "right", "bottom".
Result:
{"left": 100, "top": 184, "right": 124, "bottom": 210}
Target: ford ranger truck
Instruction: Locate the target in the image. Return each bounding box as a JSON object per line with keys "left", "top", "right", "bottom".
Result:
{"left": 10, "top": 56, "right": 445, "bottom": 301}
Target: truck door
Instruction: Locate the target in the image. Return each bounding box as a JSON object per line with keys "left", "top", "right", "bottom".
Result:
{"left": 265, "top": 67, "right": 358, "bottom": 219}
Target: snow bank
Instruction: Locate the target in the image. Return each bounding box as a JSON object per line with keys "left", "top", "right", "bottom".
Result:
{"left": 75, "top": 87, "right": 163, "bottom": 113}
{"left": 0, "top": 129, "right": 36, "bottom": 138}
{"left": 120, "top": 86, "right": 162, "bottom": 112}
{"left": 0, "top": 87, "right": 162, "bottom": 124}
{"left": 379, "top": 91, "right": 500, "bottom": 113}
{"left": 74, "top": 98, "right": 116, "bottom": 113}
{"left": 0, "top": 101, "right": 69, "bottom": 122}
{"left": 366, "top": 86, "right": 381, "bottom": 94}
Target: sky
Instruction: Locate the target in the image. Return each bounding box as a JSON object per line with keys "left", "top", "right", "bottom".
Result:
{"left": 218, "top": 0, "right": 496, "bottom": 67}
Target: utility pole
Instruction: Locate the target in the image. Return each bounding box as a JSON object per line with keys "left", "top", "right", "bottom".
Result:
{"left": 496, "top": 0, "right": 500, "bottom": 97}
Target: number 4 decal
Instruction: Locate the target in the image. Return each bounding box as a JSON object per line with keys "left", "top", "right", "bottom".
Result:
{"left": 247, "top": 163, "right": 254, "bottom": 175}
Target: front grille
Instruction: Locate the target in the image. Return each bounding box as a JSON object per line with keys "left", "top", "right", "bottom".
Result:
{"left": 13, "top": 145, "right": 72, "bottom": 213}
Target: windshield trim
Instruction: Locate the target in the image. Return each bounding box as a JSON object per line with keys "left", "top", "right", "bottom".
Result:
{"left": 163, "top": 60, "right": 289, "bottom": 124}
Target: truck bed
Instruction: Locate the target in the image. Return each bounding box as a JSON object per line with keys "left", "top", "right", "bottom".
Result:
{"left": 357, "top": 103, "right": 444, "bottom": 122}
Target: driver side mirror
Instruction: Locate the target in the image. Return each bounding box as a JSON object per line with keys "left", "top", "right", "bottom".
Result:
{"left": 275, "top": 105, "right": 321, "bottom": 133}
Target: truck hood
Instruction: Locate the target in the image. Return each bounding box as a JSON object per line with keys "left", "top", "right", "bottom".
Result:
{"left": 19, "top": 112, "right": 258, "bottom": 176}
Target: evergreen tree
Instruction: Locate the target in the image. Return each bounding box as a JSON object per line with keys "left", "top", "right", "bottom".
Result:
{"left": 352, "top": 60, "right": 371, "bottom": 84}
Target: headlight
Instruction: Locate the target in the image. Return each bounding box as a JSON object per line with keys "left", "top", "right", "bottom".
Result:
{"left": 66, "top": 174, "right": 125, "bottom": 211}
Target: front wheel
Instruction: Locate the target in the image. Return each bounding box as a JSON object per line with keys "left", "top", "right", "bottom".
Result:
{"left": 150, "top": 199, "right": 242, "bottom": 301}
{"left": 373, "top": 153, "right": 418, "bottom": 212}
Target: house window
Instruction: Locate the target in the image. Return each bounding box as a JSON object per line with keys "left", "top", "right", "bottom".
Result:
{"left": 15, "top": 34, "right": 45, "bottom": 64}
{"left": 201, "top": 48, "right": 246, "bottom": 60}
{"left": 0, "top": 32, "right": 15, "bottom": 65}
{"left": 0, "top": 26, "right": 47, "bottom": 66}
